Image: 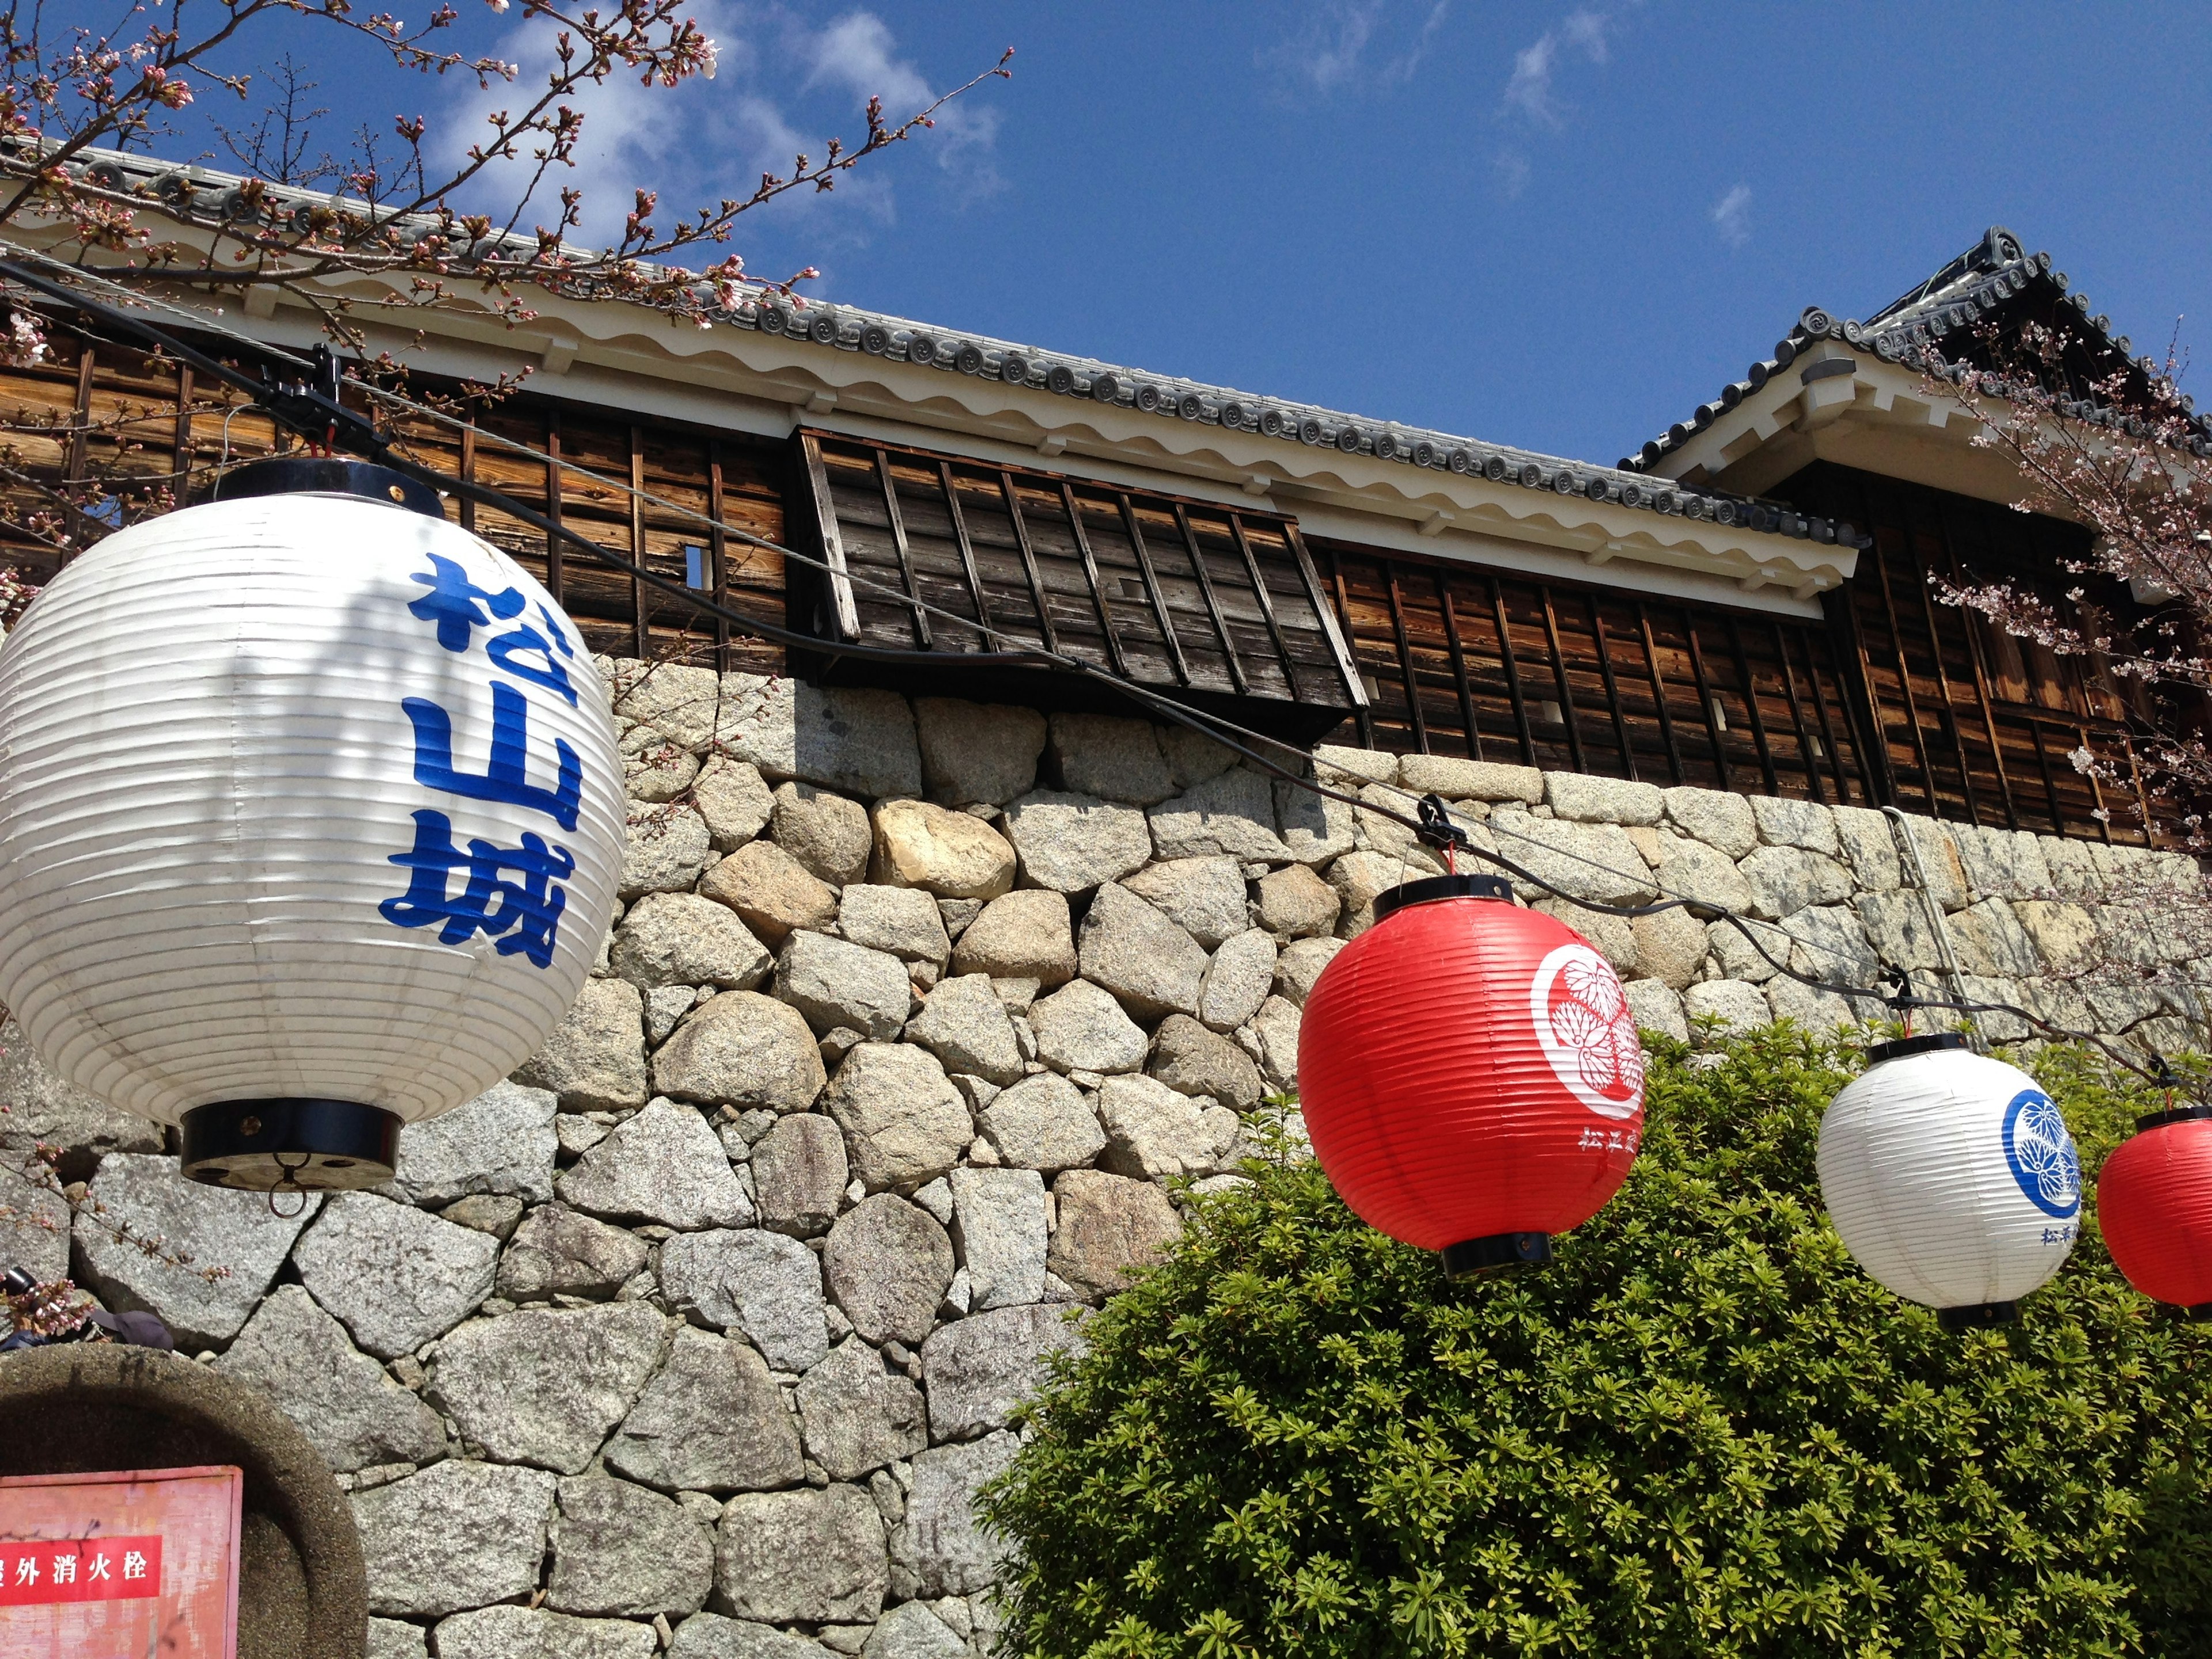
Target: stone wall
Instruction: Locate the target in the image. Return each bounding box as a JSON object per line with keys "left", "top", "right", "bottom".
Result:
{"left": 3, "top": 659, "right": 2203, "bottom": 1659}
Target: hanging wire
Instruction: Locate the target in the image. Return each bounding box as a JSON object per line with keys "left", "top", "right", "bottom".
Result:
{"left": 0, "top": 250, "right": 2183, "bottom": 1084}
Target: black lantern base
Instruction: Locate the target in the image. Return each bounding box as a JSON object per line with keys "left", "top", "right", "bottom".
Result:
{"left": 1937, "top": 1301, "right": 2018, "bottom": 1332}
{"left": 180, "top": 1100, "right": 403, "bottom": 1192}
{"left": 1441, "top": 1232, "right": 1553, "bottom": 1279}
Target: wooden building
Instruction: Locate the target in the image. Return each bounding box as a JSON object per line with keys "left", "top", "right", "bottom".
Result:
{"left": 3, "top": 199, "right": 2192, "bottom": 845}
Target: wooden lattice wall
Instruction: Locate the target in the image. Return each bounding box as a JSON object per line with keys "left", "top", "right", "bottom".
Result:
{"left": 1780, "top": 463, "right": 2173, "bottom": 846}
{"left": 0, "top": 324, "right": 2186, "bottom": 844}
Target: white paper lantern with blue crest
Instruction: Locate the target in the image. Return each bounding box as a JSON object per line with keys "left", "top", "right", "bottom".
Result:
{"left": 1816, "top": 1032, "right": 2082, "bottom": 1330}
{"left": 0, "top": 458, "right": 624, "bottom": 1192}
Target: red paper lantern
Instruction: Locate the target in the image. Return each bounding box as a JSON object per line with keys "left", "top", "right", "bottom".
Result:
{"left": 1298, "top": 874, "right": 1643, "bottom": 1277}
{"left": 2097, "top": 1105, "right": 2212, "bottom": 1313}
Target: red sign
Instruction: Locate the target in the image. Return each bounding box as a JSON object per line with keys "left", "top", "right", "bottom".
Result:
{"left": 0, "top": 1466, "right": 239, "bottom": 1657}
{"left": 0, "top": 1534, "right": 162, "bottom": 1605}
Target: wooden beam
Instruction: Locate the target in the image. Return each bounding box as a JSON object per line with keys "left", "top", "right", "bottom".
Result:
{"left": 1228, "top": 513, "right": 1299, "bottom": 696}
{"left": 877, "top": 450, "right": 931, "bottom": 650}
{"left": 169, "top": 362, "right": 194, "bottom": 496}
{"left": 1826, "top": 584, "right": 1895, "bottom": 806}
{"left": 1059, "top": 484, "right": 1127, "bottom": 677}
{"left": 457, "top": 419, "right": 478, "bottom": 534}
{"left": 709, "top": 439, "right": 733, "bottom": 672}
{"left": 1681, "top": 609, "right": 1733, "bottom": 791}
{"left": 1538, "top": 585, "right": 1587, "bottom": 774}
{"left": 798, "top": 432, "right": 862, "bottom": 642}
{"left": 937, "top": 460, "right": 997, "bottom": 650}
{"left": 1800, "top": 634, "right": 1855, "bottom": 803}
{"left": 1724, "top": 615, "right": 1780, "bottom": 797}
{"left": 2027, "top": 715, "right": 2068, "bottom": 835}
{"left": 1491, "top": 577, "right": 1538, "bottom": 767}
{"left": 1435, "top": 571, "right": 1484, "bottom": 763}
{"left": 1118, "top": 494, "right": 1191, "bottom": 687}
{"left": 544, "top": 407, "right": 565, "bottom": 605}
{"left": 1285, "top": 525, "right": 1370, "bottom": 715}
{"left": 998, "top": 471, "right": 1059, "bottom": 654}
{"left": 1173, "top": 504, "right": 1248, "bottom": 695}
{"left": 1867, "top": 516, "right": 1942, "bottom": 815}
{"left": 2079, "top": 722, "right": 2113, "bottom": 843}
{"left": 1634, "top": 601, "right": 1687, "bottom": 787}
{"left": 1586, "top": 595, "right": 1637, "bottom": 782}
{"left": 1939, "top": 497, "right": 2023, "bottom": 830}
{"left": 61, "top": 340, "right": 94, "bottom": 559}
{"left": 2126, "top": 735, "right": 2156, "bottom": 846}
{"left": 628, "top": 424, "right": 649, "bottom": 658}
{"left": 1893, "top": 487, "right": 1983, "bottom": 826}
{"left": 1382, "top": 560, "right": 1429, "bottom": 753}
{"left": 1323, "top": 544, "right": 1377, "bottom": 749}
{"left": 1771, "top": 622, "right": 1827, "bottom": 804}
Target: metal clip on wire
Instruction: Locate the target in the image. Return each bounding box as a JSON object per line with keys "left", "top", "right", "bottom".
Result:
{"left": 1881, "top": 967, "right": 1916, "bottom": 1036}
{"left": 1415, "top": 793, "right": 1476, "bottom": 875}
{"left": 267, "top": 1154, "right": 311, "bottom": 1220}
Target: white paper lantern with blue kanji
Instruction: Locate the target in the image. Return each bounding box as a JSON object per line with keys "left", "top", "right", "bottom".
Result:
{"left": 1816, "top": 1033, "right": 2081, "bottom": 1329}
{"left": 0, "top": 459, "right": 625, "bottom": 1191}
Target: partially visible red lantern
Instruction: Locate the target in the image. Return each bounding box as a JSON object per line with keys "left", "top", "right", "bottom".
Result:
{"left": 1298, "top": 874, "right": 1643, "bottom": 1277}
{"left": 2097, "top": 1104, "right": 2212, "bottom": 1314}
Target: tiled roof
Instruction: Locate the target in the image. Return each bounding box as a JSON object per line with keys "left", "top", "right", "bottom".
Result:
{"left": 48, "top": 142, "right": 1872, "bottom": 553}
{"left": 1622, "top": 226, "right": 2212, "bottom": 474}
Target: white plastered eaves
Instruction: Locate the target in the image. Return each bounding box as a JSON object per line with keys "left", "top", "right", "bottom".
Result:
{"left": 1656, "top": 343, "right": 1975, "bottom": 488}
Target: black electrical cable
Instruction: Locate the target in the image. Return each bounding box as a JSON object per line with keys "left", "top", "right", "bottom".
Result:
{"left": 2, "top": 256, "right": 2173, "bottom": 1082}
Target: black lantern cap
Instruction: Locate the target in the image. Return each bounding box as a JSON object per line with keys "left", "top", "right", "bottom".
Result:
{"left": 2136, "top": 1103, "right": 2212, "bottom": 1132}
{"left": 1936, "top": 1300, "right": 2018, "bottom": 1332}
{"left": 1374, "top": 872, "right": 1513, "bottom": 922}
{"left": 1865, "top": 1031, "right": 1972, "bottom": 1065}
{"left": 180, "top": 1099, "right": 403, "bottom": 1192}
{"left": 1441, "top": 1231, "right": 1552, "bottom": 1278}
{"left": 213, "top": 455, "right": 444, "bottom": 519}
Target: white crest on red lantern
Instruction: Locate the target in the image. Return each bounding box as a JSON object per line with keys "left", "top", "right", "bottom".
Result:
{"left": 1529, "top": 941, "right": 1644, "bottom": 1120}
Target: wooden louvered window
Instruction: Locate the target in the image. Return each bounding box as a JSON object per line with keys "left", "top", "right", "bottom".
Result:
{"left": 795, "top": 431, "right": 1366, "bottom": 737}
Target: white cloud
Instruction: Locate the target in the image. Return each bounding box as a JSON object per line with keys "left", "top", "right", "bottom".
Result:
{"left": 431, "top": 5, "right": 999, "bottom": 259}
{"left": 1267, "top": 1, "right": 1452, "bottom": 96}
{"left": 1492, "top": 149, "right": 1531, "bottom": 199}
{"left": 1500, "top": 6, "right": 1613, "bottom": 127}
{"left": 1710, "top": 183, "right": 1752, "bottom": 249}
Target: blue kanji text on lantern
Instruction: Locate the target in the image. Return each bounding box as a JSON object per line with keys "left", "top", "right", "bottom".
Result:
{"left": 380, "top": 809, "right": 574, "bottom": 967}
{"left": 488, "top": 620, "right": 579, "bottom": 706}
{"left": 403, "top": 682, "right": 582, "bottom": 831}
{"left": 407, "top": 552, "right": 525, "bottom": 650}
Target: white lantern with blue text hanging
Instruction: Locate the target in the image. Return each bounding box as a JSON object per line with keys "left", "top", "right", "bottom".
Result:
{"left": 1815, "top": 1032, "right": 2081, "bottom": 1330}
{"left": 0, "top": 458, "right": 625, "bottom": 1191}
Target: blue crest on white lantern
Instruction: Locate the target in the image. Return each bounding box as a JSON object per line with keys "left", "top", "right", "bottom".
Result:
{"left": 0, "top": 460, "right": 625, "bottom": 1191}
{"left": 1816, "top": 1035, "right": 2081, "bottom": 1330}
{"left": 2001, "top": 1087, "right": 2082, "bottom": 1221}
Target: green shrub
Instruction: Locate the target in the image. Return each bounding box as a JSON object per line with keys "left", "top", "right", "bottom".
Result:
{"left": 982, "top": 1028, "right": 2212, "bottom": 1658}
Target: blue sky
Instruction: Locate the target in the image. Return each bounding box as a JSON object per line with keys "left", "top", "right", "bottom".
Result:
{"left": 161, "top": 2, "right": 2212, "bottom": 467}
